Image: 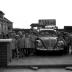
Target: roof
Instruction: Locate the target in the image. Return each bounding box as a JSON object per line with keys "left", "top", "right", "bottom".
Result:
{"left": 0, "top": 11, "right": 5, "bottom": 15}
{"left": 4, "top": 17, "right": 13, "bottom": 23}
{"left": 30, "top": 23, "right": 39, "bottom": 27}
{"left": 30, "top": 23, "right": 45, "bottom": 27}
{"left": 0, "top": 17, "right": 13, "bottom": 23}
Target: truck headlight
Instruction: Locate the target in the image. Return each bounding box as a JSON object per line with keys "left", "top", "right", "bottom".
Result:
{"left": 36, "top": 40, "right": 43, "bottom": 47}
{"left": 58, "top": 41, "right": 64, "bottom": 46}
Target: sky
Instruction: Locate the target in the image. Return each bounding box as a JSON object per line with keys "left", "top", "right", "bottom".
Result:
{"left": 0, "top": 0, "right": 72, "bottom": 29}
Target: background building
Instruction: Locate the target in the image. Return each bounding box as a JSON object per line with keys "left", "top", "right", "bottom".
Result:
{"left": 0, "top": 11, "right": 13, "bottom": 35}
{"left": 39, "top": 19, "right": 56, "bottom": 26}
{"left": 64, "top": 26, "right": 72, "bottom": 33}
{"left": 30, "top": 19, "right": 58, "bottom": 30}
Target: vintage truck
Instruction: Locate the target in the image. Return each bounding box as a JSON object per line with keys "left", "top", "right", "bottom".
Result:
{"left": 35, "top": 27, "right": 67, "bottom": 55}
{"left": 25, "top": 19, "right": 70, "bottom": 56}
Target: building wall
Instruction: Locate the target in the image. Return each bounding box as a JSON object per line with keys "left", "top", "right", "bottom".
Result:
{"left": 64, "top": 26, "right": 72, "bottom": 32}
{"left": 0, "top": 18, "right": 13, "bottom": 34}
{"left": 0, "top": 11, "right": 13, "bottom": 35}
{"left": 39, "top": 19, "right": 56, "bottom": 25}
{"left": 7, "top": 22, "right": 13, "bottom": 33}
{"left": 0, "top": 22, "right": 2, "bottom": 34}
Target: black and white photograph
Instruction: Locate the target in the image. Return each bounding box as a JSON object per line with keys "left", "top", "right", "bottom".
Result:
{"left": 0, "top": 0, "right": 72, "bottom": 72}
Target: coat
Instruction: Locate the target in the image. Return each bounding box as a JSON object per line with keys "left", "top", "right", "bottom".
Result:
{"left": 9, "top": 38, "right": 16, "bottom": 50}
{"left": 17, "top": 36, "right": 25, "bottom": 48}
{"left": 24, "top": 37, "right": 32, "bottom": 48}
{"left": 30, "top": 34, "right": 37, "bottom": 48}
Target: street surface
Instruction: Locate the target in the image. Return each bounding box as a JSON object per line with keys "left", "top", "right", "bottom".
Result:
{"left": 0, "top": 68, "right": 72, "bottom": 72}
{"left": 1, "top": 55, "right": 72, "bottom": 72}
{"left": 8, "top": 55, "right": 72, "bottom": 66}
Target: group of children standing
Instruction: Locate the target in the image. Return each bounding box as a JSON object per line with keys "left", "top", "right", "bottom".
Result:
{"left": 9, "top": 31, "right": 37, "bottom": 59}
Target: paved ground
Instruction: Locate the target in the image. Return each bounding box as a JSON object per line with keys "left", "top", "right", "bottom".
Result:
{"left": 1, "top": 55, "right": 72, "bottom": 72}
{"left": 8, "top": 55, "right": 72, "bottom": 66}
{"left": 0, "top": 68, "right": 72, "bottom": 72}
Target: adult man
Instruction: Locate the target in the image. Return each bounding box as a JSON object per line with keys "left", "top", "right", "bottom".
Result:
{"left": 29, "top": 31, "right": 37, "bottom": 55}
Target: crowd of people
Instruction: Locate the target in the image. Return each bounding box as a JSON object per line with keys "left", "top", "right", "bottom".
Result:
{"left": 2, "top": 30, "right": 37, "bottom": 59}
{"left": 1, "top": 30, "right": 72, "bottom": 59}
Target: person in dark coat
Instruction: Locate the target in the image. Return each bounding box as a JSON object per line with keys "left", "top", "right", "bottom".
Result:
{"left": 63, "top": 34, "right": 71, "bottom": 54}
{"left": 29, "top": 32, "right": 37, "bottom": 54}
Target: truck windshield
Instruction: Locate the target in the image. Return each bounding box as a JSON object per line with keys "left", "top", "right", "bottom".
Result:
{"left": 39, "top": 30, "right": 57, "bottom": 37}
